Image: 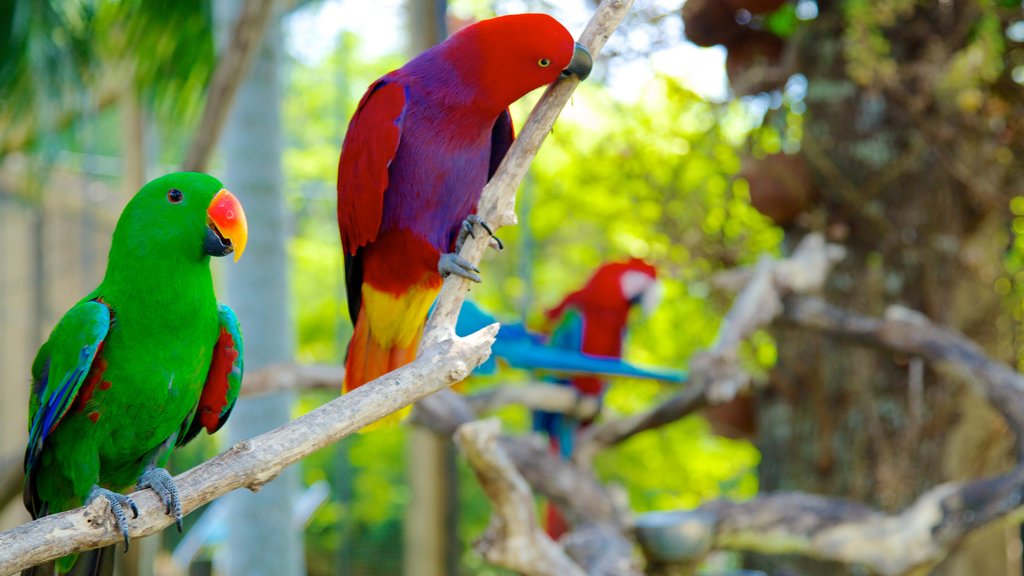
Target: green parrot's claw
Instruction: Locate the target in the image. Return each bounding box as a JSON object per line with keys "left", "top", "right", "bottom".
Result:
{"left": 138, "top": 467, "right": 183, "bottom": 533}
{"left": 455, "top": 215, "right": 503, "bottom": 253}
{"left": 86, "top": 486, "right": 137, "bottom": 551}
{"left": 438, "top": 253, "right": 482, "bottom": 283}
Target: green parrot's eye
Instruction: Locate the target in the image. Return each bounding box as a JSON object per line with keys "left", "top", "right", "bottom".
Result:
{"left": 167, "top": 189, "right": 183, "bottom": 204}
{"left": 538, "top": 58, "right": 551, "bottom": 68}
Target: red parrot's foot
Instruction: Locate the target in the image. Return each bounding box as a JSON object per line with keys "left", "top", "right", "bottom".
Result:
{"left": 86, "top": 486, "right": 139, "bottom": 551}
{"left": 456, "top": 214, "right": 503, "bottom": 253}
{"left": 438, "top": 253, "right": 482, "bottom": 282}
{"left": 137, "top": 467, "right": 183, "bottom": 533}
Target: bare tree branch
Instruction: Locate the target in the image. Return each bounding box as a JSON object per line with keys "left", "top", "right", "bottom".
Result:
{"left": 455, "top": 419, "right": 587, "bottom": 576}
{"left": 638, "top": 467, "right": 1024, "bottom": 576}
{"left": 467, "top": 383, "right": 601, "bottom": 420}
{"left": 241, "top": 363, "right": 342, "bottom": 397}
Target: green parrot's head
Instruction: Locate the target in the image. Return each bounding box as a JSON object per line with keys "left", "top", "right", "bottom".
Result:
{"left": 116, "top": 172, "right": 248, "bottom": 263}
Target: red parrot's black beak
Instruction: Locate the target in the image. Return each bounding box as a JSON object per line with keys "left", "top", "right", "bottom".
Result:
{"left": 561, "top": 42, "right": 593, "bottom": 81}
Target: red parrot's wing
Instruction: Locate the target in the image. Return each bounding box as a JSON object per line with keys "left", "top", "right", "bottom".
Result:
{"left": 488, "top": 108, "right": 515, "bottom": 179}
{"left": 337, "top": 78, "right": 408, "bottom": 254}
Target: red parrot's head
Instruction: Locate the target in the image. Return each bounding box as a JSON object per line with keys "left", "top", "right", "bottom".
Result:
{"left": 593, "top": 258, "right": 661, "bottom": 316}
{"left": 548, "top": 258, "right": 662, "bottom": 321}
{"left": 448, "top": 13, "right": 593, "bottom": 113}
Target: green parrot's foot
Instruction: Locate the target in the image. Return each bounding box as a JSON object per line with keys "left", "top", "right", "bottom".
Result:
{"left": 438, "top": 253, "right": 482, "bottom": 283}
{"left": 456, "top": 215, "right": 503, "bottom": 253}
{"left": 137, "top": 467, "right": 183, "bottom": 533}
{"left": 86, "top": 486, "right": 139, "bottom": 551}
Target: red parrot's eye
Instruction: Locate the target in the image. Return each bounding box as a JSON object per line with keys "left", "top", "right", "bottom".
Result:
{"left": 538, "top": 58, "right": 551, "bottom": 67}
{"left": 167, "top": 189, "right": 183, "bottom": 204}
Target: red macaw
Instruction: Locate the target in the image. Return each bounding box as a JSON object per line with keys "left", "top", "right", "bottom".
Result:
{"left": 533, "top": 257, "right": 661, "bottom": 537}
{"left": 337, "top": 14, "right": 593, "bottom": 392}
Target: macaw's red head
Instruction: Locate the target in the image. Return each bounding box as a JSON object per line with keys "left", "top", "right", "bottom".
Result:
{"left": 446, "top": 13, "right": 593, "bottom": 113}
{"left": 548, "top": 258, "right": 662, "bottom": 321}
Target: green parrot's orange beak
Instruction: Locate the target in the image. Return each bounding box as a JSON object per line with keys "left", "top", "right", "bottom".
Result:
{"left": 206, "top": 189, "right": 248, "bottom": 261}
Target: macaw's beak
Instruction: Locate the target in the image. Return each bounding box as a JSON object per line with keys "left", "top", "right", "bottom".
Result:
{"left": 640, "top": 281, "right": 663, "bottom": 317}
{"left": 205, "top": 189, "right": 248, "bottom": 261}
{"left": 560, "top": 42, "right": 593, "bottom": 81}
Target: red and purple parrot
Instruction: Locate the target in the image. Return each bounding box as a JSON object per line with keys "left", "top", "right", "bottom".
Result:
{"left": 533, "top": 257, "right": 660, "bottom": 537}
{"left": 337, "top": 13, "right": 593, "bottom": 392}
{"left": 23, "top": 173, "right": 247, "bottom": 575}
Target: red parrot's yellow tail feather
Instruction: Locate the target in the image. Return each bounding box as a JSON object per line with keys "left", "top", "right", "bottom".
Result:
{"left": 343, "top": 285, "right": 436, "bottom": 428}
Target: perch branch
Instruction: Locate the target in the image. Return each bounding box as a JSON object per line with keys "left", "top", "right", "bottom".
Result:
{"left": 455, "top": 419, "right": 587, "bottom": 576}
{"left": 0, "top": 330, "right": 496, "bottom": 574}
{"left": 641, "top": 467, "right": 1024, "bottom": 576}
{"left": 182, "top": 0, "right": 276, "bottom": 172}
{"left": 241, "top": 363, "right": 343, "bottom": 397}
{"left": 467, "top": 383, "right": 601, "bottom": 420}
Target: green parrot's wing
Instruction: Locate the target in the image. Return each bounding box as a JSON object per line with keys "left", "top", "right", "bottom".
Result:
{"left": 25, "top": 300, "right": 111, "bottom": 475}
{"left": 177, "top": 304, "right": 244, "bottom": 446}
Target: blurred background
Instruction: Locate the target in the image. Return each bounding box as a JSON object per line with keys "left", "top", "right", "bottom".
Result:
{"left": 1, "top": 0, "right": 1023, "bottom": 574}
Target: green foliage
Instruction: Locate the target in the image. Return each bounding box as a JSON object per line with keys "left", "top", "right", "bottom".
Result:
{"left": 0, "top": 0, "right": 214, "bottom": 156}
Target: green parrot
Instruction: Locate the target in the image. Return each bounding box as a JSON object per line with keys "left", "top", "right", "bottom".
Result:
{"left": 23, "top": 172, "right": 248, "bottom": 575}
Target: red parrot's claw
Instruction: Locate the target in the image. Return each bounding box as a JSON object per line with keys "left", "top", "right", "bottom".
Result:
{"left": 456, "top": 215, "right": 502, "bottom": 253}
{"left": 439, "top": 253, "right": 482, "bottom": 282}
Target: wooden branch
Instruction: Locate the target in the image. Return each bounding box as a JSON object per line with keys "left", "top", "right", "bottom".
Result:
{"left": 467, "top": 383, "right": 601, "bottom": 420}
{"left": 0, "top": 330, "right": 496, "bottom": 574}
{"left": 241, "top": 363, "right": 343, "bottom": 397}
{"left": 422, "top": 0, "right": 635, "bottom": 348}
{"left": 455, "top": 419, "right": 587, "bottom": 576}
{"left": 182, "top": 0, "right": 276, "bottom": 172}
{"left": 637, "top": 466, "right": 1024, "bottom": 576}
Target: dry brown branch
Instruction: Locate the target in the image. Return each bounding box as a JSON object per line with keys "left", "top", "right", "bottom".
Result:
{"left": 182, "top": 0, "right": 276, "bottom": 172}
{"left": 455, "top": 419, "right": 587, "bottom": 576}
{"left": 0, "top": 331, "right": 495, "bottom": 574}
{"left": 241, "top": 363, "right": 343, "bottom": 397}
{"left": 467, "top": 383, "right": 601, "bottom": 420}
{"left": 637, "top": 468, "right": 1024, "bottom": 576}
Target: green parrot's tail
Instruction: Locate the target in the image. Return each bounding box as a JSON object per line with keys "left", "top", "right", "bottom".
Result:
{"left": 23, "top": 546, "right": 116, "bottom": 576}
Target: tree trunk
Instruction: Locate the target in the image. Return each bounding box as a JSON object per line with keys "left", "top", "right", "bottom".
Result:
{"left": 753, "top": 2, "right": 1022, "bottom": 574}
{"left": 217, "top": 0, "right": 305, "bottom": 574}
